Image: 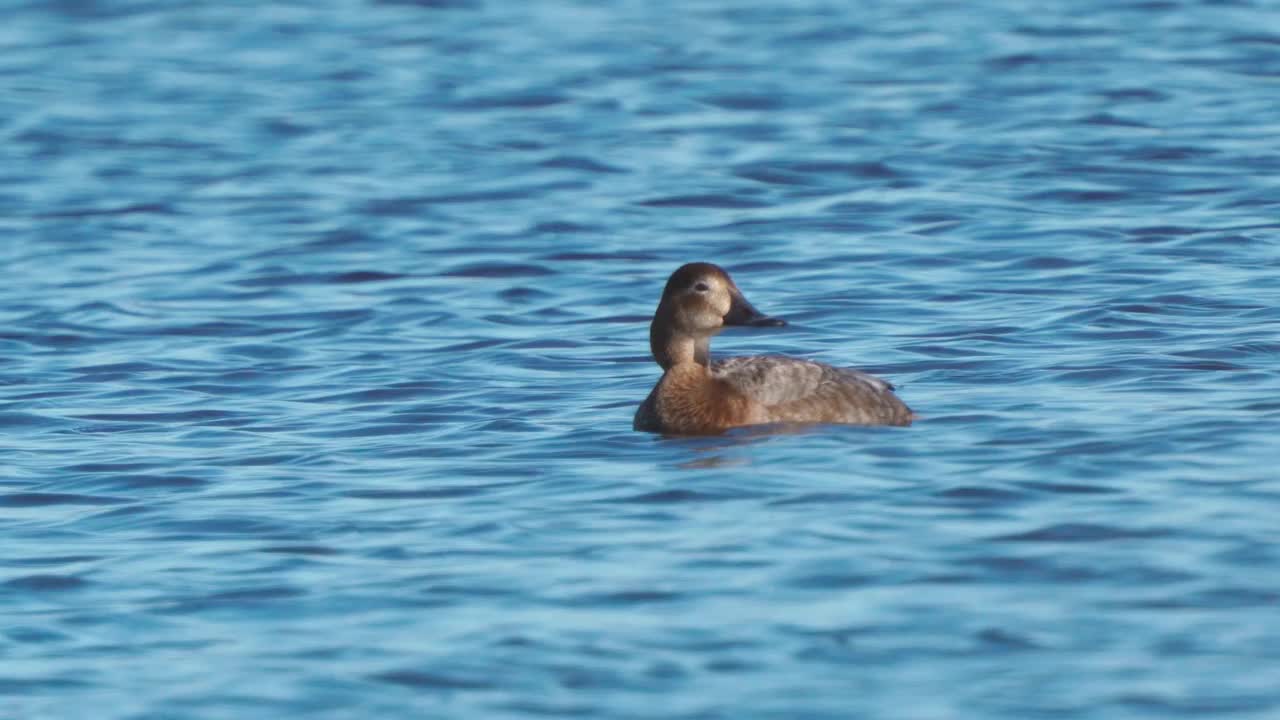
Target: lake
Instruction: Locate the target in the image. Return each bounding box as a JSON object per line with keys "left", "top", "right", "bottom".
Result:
{"left": 3, "top": 1, "right": 1279, "bottom": 718}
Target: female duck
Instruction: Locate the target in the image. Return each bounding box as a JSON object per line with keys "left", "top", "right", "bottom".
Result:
{"left": 634, "top": 262, "right": 914, "bottom": 434}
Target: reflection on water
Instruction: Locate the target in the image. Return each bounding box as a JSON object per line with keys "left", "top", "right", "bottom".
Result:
{"left": 670, "top": 424, "right": 836, "bottom": 468}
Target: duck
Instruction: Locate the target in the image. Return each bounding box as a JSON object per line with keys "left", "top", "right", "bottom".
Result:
{"left": 633, "top": 262, "right": 914, "bottom": 434}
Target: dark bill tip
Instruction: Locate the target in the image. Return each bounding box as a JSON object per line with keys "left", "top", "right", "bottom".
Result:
{"left": 724, "top": 288, "right": 786, "bottom": 327}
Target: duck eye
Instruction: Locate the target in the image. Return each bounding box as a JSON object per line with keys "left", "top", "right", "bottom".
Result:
{"left": 693, "top": 282, "right": 710, "bottom": 293}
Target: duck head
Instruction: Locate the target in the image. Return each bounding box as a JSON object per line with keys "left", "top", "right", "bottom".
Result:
{"left": 649, "top": 262, "right": 785, "bottom": 369}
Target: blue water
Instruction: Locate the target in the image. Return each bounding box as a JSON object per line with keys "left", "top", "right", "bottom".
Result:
{"left": 4, "top": 1, "right": 1280, "bottom": 717}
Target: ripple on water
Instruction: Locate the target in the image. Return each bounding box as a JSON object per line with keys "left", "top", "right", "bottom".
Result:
{"left": 4, "top": 575, "right": 91, "bottom": 592}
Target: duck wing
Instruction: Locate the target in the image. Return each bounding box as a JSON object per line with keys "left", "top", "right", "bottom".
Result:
{"left": 711, "top": 355, "right": 913, "bottom": 426}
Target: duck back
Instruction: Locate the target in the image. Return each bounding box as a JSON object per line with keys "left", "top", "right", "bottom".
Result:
{"left": 712, "top": 356, "right": 913, "bottom": 426}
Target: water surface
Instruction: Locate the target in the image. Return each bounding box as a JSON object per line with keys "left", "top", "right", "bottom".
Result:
{"left": 3, "top": 1, "right": 1280, "bottom": 718}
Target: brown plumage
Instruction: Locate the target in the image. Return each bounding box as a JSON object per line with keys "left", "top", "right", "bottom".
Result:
{"left": 634, "top": 263, "right": 913, "bottom": 434}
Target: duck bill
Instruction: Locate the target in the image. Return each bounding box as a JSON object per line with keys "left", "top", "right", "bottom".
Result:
{"left": 724, "top": 287, "right": 786, "bottom": 327}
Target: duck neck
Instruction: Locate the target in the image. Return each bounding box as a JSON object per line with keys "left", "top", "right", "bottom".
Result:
{"left": 651, "top": 326, "right": 711, "bottom": 370}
